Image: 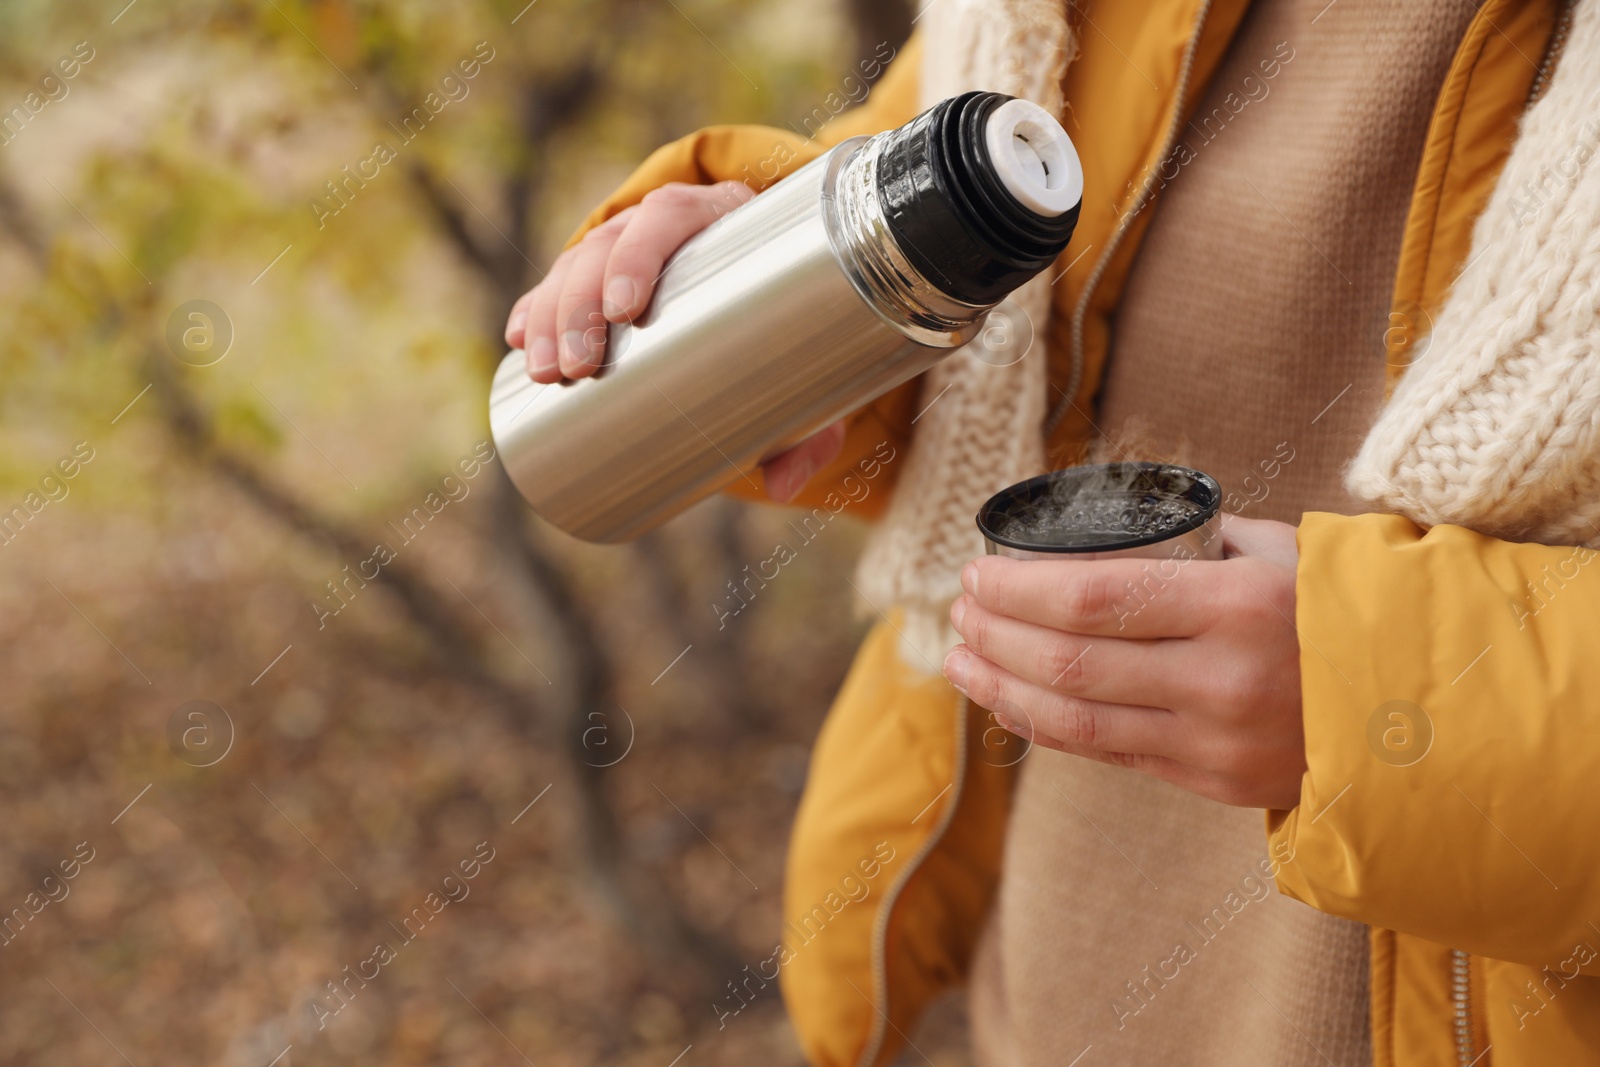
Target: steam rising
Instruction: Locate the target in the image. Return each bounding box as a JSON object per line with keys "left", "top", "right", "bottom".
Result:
{"left": 985, "top": 463, "right": 1212, "bottom": 549}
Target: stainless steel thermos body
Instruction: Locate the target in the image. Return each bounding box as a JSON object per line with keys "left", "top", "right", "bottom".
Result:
{"left": 491, "top": 92, "right": 1083, "bottom": 543}
{"left": 489, "top": 140, "right": 969, "bottom": 543}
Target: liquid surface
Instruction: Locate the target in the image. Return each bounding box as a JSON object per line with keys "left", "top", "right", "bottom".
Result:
{"left": 991, "top": 491, "right": 1203, "bottom": 548}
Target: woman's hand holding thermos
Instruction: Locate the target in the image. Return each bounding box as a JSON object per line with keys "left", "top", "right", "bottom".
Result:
{"left": 503, "top": 180, "right": 845, "bottom": 503}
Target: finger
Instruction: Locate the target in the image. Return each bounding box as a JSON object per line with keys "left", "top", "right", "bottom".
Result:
{"left": 951, "top": 597, "right": 1186, "bottom": 706}
{"left": 1021, "top": 728, "right": 1217, "bottom": 800}
{"left": 761, "top": 421, "right": 846, "bottom": 503}
{"left": 943, "top": 644, "right": 1181, "bottom": 759}
{"left": 555, "top": 221, "right": 628, "bottom": 377}
{"left": 604, "top": 181, "right": 753, "bottom": 322}
{"left": 505, "top": 287, "right": 536, "bottom": 350}
{"left": 1219, "top": 513, "right": 1300, "bottom": 567}
{"left": 963, "top": 682, "right": 1218, "bottom": 799}
{"left": 1027, "top": 723, "right": 1284, "bottom": 808}
{"left": 962, "top": 554, "right": 1227, "bottom": 639}
{"left": 520, "top": 249, "right": 577, "bottom": 383}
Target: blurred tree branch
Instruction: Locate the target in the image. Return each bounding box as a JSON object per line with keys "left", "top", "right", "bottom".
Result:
{"left": 360, "top": 15, "right": 606, "bottom": 299}
{"left": 630, "top": 513, "right": 771, "bottom": 737}
{"left": 403, "top": 161, "right": 503, "bottom": 280}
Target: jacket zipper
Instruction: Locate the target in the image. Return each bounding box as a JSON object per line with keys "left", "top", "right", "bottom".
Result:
{"left": 1452, "top": 949, "right": 1477, "bottom": 1065}
{"left": 855, "top": 695, "right": 973, "bottom": 1067}
{"left": 1045, "top": 0, "right": 1217, "bottom": 440}
{"left": 1527, "top": 0, "right": 1574, "bottom": 106}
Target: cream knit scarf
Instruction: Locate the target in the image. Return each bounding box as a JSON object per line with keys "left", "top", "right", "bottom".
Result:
{"left": 1348, "top": 0, "right": 1600, "bottom": 546}
{"left": 861, "top": 0, "right": 1600, "bottom": 673}
{"left": 854, "top": 0, "right": 1075, "bottom": 668}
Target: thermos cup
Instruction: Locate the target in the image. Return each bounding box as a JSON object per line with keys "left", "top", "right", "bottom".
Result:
{"left": 977, "top": 463, "right": 1225, "bottom": 562}
{"left": 489, "top": 90, "right": 1083, "bottom": 543}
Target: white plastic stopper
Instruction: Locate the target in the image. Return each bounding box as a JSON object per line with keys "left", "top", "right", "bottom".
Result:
{"left": 982, "top": 98, "right": 1083, "bottom": 218}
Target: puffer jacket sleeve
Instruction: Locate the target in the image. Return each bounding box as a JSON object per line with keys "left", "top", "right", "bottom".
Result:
{"left": 1269, "top": 512, "right": 1600, "bottom": 974}
{"left": 561, "top": 37, "right": 927, "bottom": 517}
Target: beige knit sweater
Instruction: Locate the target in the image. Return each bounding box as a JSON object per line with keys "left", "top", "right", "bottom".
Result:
{"left": 970, "top": 1, "right": 1472, "bottom": 1062}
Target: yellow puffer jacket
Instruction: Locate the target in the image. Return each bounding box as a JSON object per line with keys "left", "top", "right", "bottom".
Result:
{"left": 572, "top": 2, "right": 1600, "bottom": 1064}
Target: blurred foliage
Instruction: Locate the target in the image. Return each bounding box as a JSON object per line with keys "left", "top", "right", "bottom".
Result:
{"left": 0, "top": 1, "right": 978, "bottom": 1065}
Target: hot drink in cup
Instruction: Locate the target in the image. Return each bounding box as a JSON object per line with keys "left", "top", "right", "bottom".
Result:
{"left": 976, "top": 462, "right": 1223, "bottom": 562}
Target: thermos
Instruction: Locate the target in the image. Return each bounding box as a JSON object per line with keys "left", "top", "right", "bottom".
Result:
{"left": 977, "top": 463, "right": 1225, "bottom": 563}
{"left": 490, "top": 90, "right": 1083, "bottom": 543}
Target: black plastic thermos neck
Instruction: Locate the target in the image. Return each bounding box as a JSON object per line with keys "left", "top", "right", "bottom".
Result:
{"left": 875, "top": 91, "right": 1081, "bottom": 305}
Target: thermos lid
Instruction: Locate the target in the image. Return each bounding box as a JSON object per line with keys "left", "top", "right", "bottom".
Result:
{"left": 874, "top": 91, "right": 1082, "bottom": 306}
{"left": 984, "top": 98, "right": 1083, "bottom": 217}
